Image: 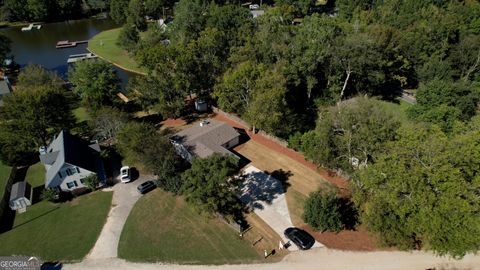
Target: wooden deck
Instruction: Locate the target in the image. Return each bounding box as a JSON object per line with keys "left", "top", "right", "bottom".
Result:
{"left": 56, "top": 40, "right": 88, "bottom": 49}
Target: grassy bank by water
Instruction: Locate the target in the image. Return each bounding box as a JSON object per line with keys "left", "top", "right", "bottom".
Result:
{"left": 88, "top": 28, "right": 146, "bottom": 75}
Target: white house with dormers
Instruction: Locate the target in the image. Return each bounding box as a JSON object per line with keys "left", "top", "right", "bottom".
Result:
{"left": 40, "top": 131, "right": 106, "bottom": 192}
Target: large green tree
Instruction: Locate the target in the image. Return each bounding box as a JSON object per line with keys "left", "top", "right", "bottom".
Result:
{"left": 110, "top": 0, "right": 129, "bottom": 24}
{"left": 117, "top": 23, "right": 140, "bottom": 51}
{"left": 116, "top": 122, "right": 156, "bottom": 165}
{"left": 214, "top": 61, "right": 265, "bottom": 115}
{"left": 352, "top": 123, "right": 480, "bottom": 258}
{"left": 181, "top": 154, "right": 241, "bottom": 216}
{"left": 16, "top": 64, "right": 63, "bottom": 89}
{"left": 127, "top": 0, "right": 147, "bottom": 31}
{"left": 244, "top": 64, "right": 292, "bottom": 136}
{"left": 408, "top": 79, "right": 480, "bottom": 133}
{"left": 68, "top": 59, "right": 121, "bottom": 111}
{"left": 141, "top": 134, "right": 185, "bottom": 193}
{"left": 0, "top": 85, "right": 74, "bottom": 165}
{"left": 295, "top": 96, "right": 400, "bottom": 171}
{"left": 92, "top": 106, "right": 129, "bottom": 143}
{"left": 303, "top": 191, "right": 343, "bottom": 232}
{"left": 0, "top": 34, "right": 11, "bottom": 67}
{"left": 129, "top": 74, "right": 185, "bottom": 118}
{"left": 170, "top": 0, "right": 208, "bottom": 44}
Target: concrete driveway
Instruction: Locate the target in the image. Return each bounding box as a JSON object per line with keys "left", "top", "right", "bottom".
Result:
{"left": 238, "top": 166, "right": 323, "bottom": 251}
{"left": 86, "top": 174, "right": 155, "bottom": 260}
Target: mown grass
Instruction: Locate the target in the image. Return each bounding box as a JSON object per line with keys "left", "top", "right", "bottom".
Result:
{"left": 0, "top": 191, "right": 113, "bottom": 262}
{"left": 72, "top": 106, "right": 91, "bottom": 123}
{"left": 88, "top": 28, "right": 146, "bottom": 74}
{"left": 377, "top": 99, "right": 412, "bottom": 124}
{"left": 118, "top": 189, "right": 263, "bottom": 264}
{"left": 24, "top": 162, "right": 45, "bottom": 189}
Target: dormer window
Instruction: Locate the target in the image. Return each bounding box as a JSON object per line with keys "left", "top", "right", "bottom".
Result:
{"left": 66, "top": 167, "right": 77, "bottom": 176}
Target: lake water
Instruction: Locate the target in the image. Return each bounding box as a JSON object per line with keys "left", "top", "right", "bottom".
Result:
{"left": 0, "top": 18, "right": 136, "bottom": 88}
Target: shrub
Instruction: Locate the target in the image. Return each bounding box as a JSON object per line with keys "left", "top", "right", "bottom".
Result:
{"left": 303, "top": 191, "right": 342, "bottom": 232}
{"left": 83, "top": 175, "right": 99, "bottom": 190}
{"left": 288, "top": 131, "right": 303, "bottom": 150}
{"left": 117, "top": 23, "right": 139, "bottom": 51}
{"left": 41, "top": 188, "right": 59, "bottom": 202}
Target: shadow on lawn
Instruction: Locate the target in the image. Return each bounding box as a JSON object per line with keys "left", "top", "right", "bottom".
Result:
{"left": 268, "top": 169, "right": 292, "bottom": 192}
{"left": 12, "top": 206, "right": 60, "bottom": 230}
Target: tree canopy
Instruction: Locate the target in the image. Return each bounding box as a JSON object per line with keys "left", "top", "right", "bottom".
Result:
{"left": 181, "top": 154, "right": 241, "bottom": 217}
{"left": 68, "top": 59, "right": 121, "bottom": 111}
{"left": 352, "top": 123, "right": 480, "bottom": 258}
{"left": 0, "top": 85, "right": 74, "bottom": 165}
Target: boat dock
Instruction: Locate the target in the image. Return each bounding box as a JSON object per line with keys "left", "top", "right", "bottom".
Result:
{"left": 56, "top": 40, "right": 89, "bottom": 49}
{"left": 21, "top": 23, "right": 42, "bottom": 31}
{"left": 67, "top": 53, "right": 98, "bottom": 63}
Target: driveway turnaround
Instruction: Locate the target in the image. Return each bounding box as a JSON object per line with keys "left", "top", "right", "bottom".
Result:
{"left": 86, "top": 175, "right": 153, "bottom": 260}
{"left": 238, "top": 165, "right": 323, "bottom": 250}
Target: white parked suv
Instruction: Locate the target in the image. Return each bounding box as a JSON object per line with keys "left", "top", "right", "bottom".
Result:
{"left": 120, "top": 166, "right": 131, "bottom": 183}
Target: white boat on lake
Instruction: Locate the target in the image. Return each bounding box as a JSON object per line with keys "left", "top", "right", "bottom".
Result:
{"left": 21, "top": 23, "right": 42, "bottom": 31}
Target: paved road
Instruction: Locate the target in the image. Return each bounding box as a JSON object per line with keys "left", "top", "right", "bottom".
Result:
{"left": 238, "top": 166, "right": 323, "bottom": 251}
{"left": 66, "top": 249, "right": 480, "bottom": 270}
{"left": 85, "top": 175, "right": 154, "bottom": 260}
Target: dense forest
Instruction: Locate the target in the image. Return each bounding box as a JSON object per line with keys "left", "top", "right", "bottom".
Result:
{"left": 0, "top": 0, "right": 108, "bottom": 22}
{"left": 116, "top": 0, "right": 480, "bottom": 258}
{"left": 0, "top": 0, "right": 479, "bottom": 259}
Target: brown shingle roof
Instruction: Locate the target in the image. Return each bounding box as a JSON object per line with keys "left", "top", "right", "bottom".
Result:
{"left": 173, "top": 119, "right": 239, "bottom": 158}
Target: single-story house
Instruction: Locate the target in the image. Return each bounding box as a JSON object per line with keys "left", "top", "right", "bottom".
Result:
{"left": 171, "top": 119, "right": 240, "bottom": 162}
{"left": 9, "top": 181, "right": 32, "bottom": 211}
{"left": 40, "top": 131, "right": 106, "bottom": 192}
{"left": 0, "top": 76, "right": 12, "bottom": 107}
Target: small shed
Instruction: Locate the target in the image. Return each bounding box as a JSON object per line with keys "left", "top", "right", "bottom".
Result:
{"left": 9, "top": 182, "right": 32, "bottom": 211}
{"left": 195, "top": 99, "right": 208, "bottom": 112}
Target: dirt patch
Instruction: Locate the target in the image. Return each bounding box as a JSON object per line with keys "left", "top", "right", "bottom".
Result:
{"left": 300, "top": 225, "right": 391, "bottom": 251}
{"left": 244, "top": 212, "right": 288, "bottom": 262}
{"left": 212, "top": 113, "right": 350, "bottom": 196}
{"left": 68, "top": 198, "right": 81, "bottom": 206}
{"left": 161, "top": 118, "right": 187, "bottom": 127}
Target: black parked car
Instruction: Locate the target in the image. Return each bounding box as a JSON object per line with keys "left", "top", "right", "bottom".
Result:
{"left": 137, "top": 181, "right": 156, "bottom": 194}
{"left": 284, "top": 227, "right": 315, "bottom": 250}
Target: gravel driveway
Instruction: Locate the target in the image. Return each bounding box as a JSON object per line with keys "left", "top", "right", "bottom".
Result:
{"left": 86, "top": 175, "right": 154, "bottom": 260}
{"left": 67, "top": 249, "right": 480, "bottom": 270}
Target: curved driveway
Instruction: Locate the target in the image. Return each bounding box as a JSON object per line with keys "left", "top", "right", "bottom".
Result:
{"left": 86, "top": 176, "right": 152, "bottom": 260}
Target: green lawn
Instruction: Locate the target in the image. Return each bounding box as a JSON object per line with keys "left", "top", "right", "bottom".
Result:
{"left": 0, "top": 191, "right": 113, "bottom": 262}
{"left": 119, "top": 189, "right": 262, "bottom": 264}
{"left": 88, "top": 28, "right": 146, "bottom": 74}
{"left": 25, "top": 162, "right": 45, "bottom": 188}
{"left": 0, "top": 162, "right": 12, "bottom": 198}
{"left": 377, "top": 99, "right": 412, "bottom": 124}
{"left": 72, "top": 106, "right": 91, "bottom": 123}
